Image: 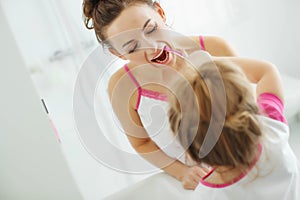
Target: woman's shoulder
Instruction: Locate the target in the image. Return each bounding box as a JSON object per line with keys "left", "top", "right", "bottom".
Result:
{"left": 108, "top": 64, "right": 140, "bottom": 111}
{"left": 108, "top": 66, "right": 128, "bottom": 100}
{"left": 189, "top": 35, "right": 237, "bottom": 56}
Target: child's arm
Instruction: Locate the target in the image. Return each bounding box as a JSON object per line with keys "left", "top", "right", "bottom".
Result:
{"left": 215, "top": 57, "right": 284, "bottom": 103}
{"left": 214, "top": 57, "right": 286, "bottom": 123}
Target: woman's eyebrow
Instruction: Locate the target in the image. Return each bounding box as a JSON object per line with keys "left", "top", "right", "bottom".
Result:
{"left": 121, "top": 19, "right": 152, "bottom": 48}
{"left": 143, "top": 19, "right": 151, "bottom": 30}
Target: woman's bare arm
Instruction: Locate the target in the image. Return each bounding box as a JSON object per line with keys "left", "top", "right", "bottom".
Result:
{"left": 108, "top": 70, "right": 206, "bottom": 189}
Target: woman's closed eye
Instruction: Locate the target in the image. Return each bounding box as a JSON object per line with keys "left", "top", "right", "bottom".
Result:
{"left": 144, "top": 23, "right": 158, "bottom": 35}
{"left": 125, "top": 22, "right": 158, "bottom": 54}
{"left": 128, "top": 42, "right": 138, "bottom": 54}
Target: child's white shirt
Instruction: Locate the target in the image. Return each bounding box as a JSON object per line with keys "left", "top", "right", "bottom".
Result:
{"left": 193, "top": 115, "right": 300, "bottom": 200}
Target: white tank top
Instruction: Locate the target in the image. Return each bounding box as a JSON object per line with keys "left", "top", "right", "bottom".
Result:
{"left": 194, "top": 115, "right": 300, "bottom": 200}
{"left": 137, "top": 89, "right": 186, "bottom": 163}
{"left": 123, "top": 37, "right": 206, "bottom": 164}
{"left": 124, "top": 64, "right": 186, "bottom": 163}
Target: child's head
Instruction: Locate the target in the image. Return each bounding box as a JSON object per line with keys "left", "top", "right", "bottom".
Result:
{"left": 169, "top": 59, "right": 262, "bottom": 169}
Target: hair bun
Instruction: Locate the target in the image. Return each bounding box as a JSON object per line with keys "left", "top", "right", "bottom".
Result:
{"left": 225, "top": 111, "right": 261, "bottom": 136}
{"left": 225, "top": 111, "right": 248, "bottom": 129}
{"left": 83, "top": 0, "right": 101, "bottom": 29}
{"left": 83, "top": 0, "right": 100, "bottom": 19}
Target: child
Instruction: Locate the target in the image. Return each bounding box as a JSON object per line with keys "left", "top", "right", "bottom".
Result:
{"left": 168, "top": 55, "right": 300, "bottom": 199}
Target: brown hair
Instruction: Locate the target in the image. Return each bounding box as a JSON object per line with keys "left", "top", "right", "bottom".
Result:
{"left": 82, "top": 0, "right": 155, "bottom": 44}
{"left": 169, "top": 60, "right": 262, "bottom": 169}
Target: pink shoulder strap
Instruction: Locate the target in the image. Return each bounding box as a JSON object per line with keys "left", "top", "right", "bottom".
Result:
{"left": 199, "top": 35, "right": 206, "bottom": 51}
{"left": 124, "top": 64, "right": 141, "bottom": 89}
{"left": 124, "top": 64, "right": 142, "bottom": 110}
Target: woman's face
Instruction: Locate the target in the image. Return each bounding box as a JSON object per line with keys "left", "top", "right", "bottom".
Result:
{"left": 105, "top": 3, "right": 177, "bottom": 68}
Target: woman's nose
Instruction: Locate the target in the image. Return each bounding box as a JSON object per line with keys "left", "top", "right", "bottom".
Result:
{"left": 140, "top": 36, "right": 159, "bottom": 53}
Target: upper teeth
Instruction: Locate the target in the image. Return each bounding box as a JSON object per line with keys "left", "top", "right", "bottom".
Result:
{"left": 152, "top": 49, "right": 164, "bottom": 60}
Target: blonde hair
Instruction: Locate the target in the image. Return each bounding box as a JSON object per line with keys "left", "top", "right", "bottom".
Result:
{"left": 169, "top": 59, "right": 262, "bottom": 168}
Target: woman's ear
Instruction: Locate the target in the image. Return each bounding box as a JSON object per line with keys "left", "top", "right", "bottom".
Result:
{"left": 109, "top": 48, "right": 127, "bottom": 60}
{"left": 153, "top": 2, "right": 166, "bottom": 22}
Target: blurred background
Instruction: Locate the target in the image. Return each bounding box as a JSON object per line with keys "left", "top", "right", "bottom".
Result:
{"left": 1, "top": 0, "right": 299, "bottom": 199}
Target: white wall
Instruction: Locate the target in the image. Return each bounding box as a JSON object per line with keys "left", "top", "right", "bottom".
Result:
{"left": 162, "top": 0, "right": 300, "bottom": 77}
{"left": 1, "top": 1, "right": 153, "bottom": 199}
{"left": 0, "top": 4, "right": 83, "bottom": 199}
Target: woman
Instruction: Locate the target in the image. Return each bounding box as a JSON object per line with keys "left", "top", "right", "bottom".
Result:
{"left": 82, "top": 0, "right": 236, "bottom": 190}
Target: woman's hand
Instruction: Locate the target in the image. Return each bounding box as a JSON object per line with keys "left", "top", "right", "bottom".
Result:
{"left": 180, "top": 165, "right": 209, "bottom": 190}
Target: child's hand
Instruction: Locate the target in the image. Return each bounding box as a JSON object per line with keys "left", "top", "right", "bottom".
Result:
{"left": 181, "top": 165, "right": 209, "bottom": 190}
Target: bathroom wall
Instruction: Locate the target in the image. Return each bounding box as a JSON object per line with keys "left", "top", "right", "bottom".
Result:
{"left": 0, "top": 4, "right": 83, "bottom": 199}
{"left": 162, "top": 0, "right": 300, "bottom": 77}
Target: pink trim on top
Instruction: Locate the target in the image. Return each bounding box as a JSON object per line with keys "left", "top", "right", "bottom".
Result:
{"left": 257, "top": 93, "right": 287, "bottom": 124}
{"left": 124, "top": 64, "right": 142, "bottom": 110}
{"left": 141, "top": 89, "right": 168, "bottom": 102}
{"left": 200, "top": 143, "right": 263, "bottom": 188}
{"left": 124, "top": 64, "right": 169, "bottom": 109}
{"left": 199, "top": 35, "right": 206, "bottom": 51}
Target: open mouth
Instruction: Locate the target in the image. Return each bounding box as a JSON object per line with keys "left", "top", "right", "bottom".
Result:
{"left": 151, "top": 47, "right": 170, "bottom": 64}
